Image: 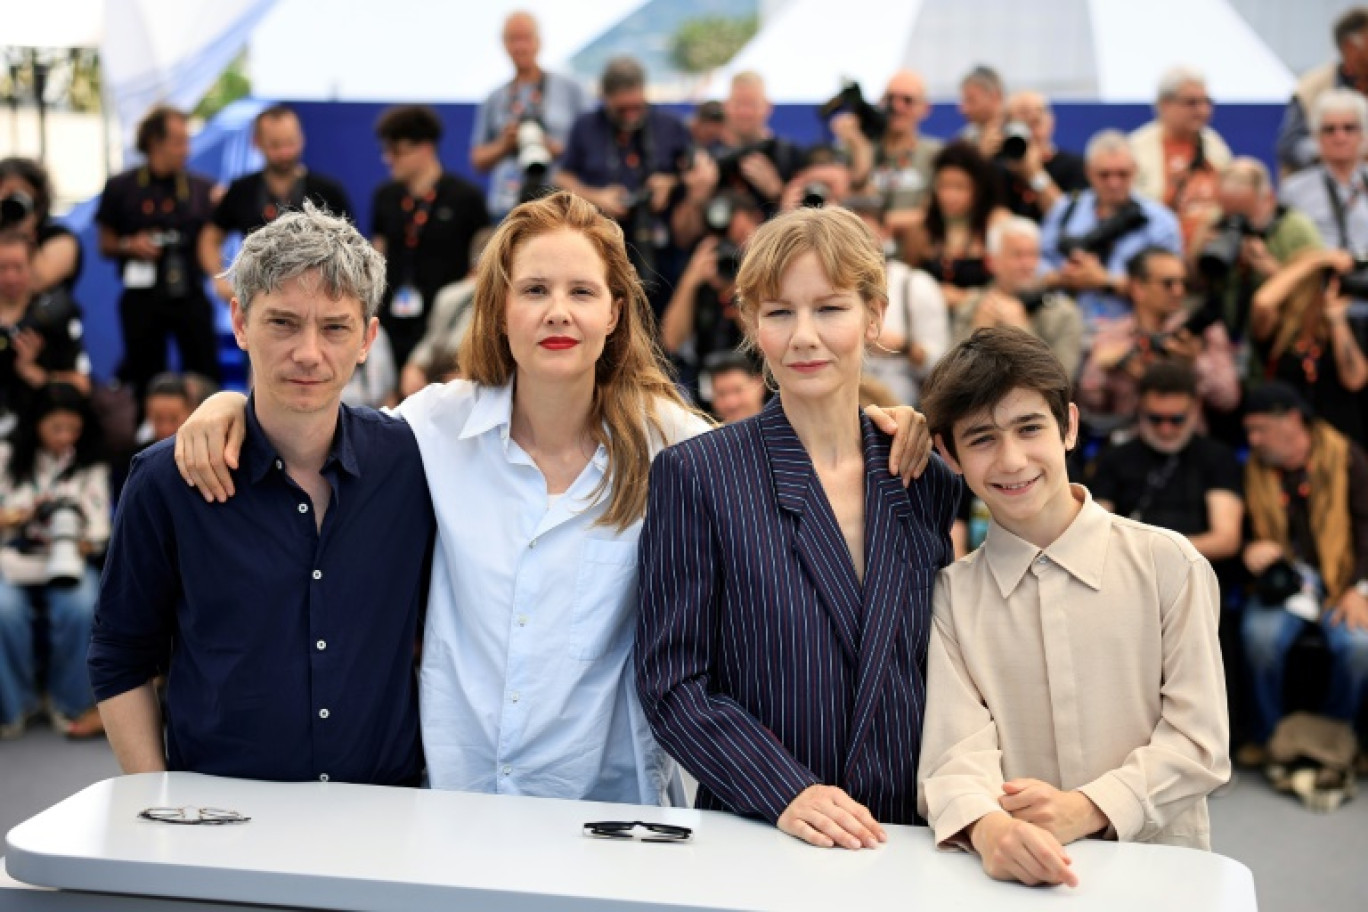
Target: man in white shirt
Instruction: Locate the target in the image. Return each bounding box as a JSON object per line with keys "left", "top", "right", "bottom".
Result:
{"left": 916, "top": 326, "right": 1230, "bottom": 888}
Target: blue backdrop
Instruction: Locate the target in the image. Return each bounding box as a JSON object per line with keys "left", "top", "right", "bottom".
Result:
{"left": 69, "top": 99, "right": 1286, "bottom": 386}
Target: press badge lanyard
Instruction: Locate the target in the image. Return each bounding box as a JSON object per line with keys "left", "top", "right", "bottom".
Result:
{"left": 392, "top": 185, "right": 438, "bottom": 319}
{"left": 257, "top": 169, "right": 308, "bottom": 224}
{"left": 1324, "top": 168, "right": 1368, "bottom": 252}
{"left": 124, "top": 169, "right": 192, "bottom": 293}
{"left": 506, "top": 75, "right": 547, "bottom": 123}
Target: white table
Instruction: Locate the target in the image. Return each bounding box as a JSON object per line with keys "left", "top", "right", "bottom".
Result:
{"left": 5, "top": 773, "right": 1257, "bottom": 911}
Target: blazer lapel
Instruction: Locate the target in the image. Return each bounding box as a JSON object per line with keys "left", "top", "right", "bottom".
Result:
{"left": 758, "top": 399, "right": 862, "bottom": 665}
{"left": 845, "top": 416, "right": 914, "bottom": 765}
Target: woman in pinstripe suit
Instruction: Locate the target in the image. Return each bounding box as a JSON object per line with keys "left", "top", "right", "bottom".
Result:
{"left": 636, "top": 206, "right": 961, "bottom": 849}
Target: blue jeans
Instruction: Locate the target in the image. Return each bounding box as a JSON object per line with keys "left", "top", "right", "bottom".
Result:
{"left": 1242, "top": 598, "right": 1368, "bottom": 744}
{"left": 0, "top": 566, "right": 100, "bottom": 725}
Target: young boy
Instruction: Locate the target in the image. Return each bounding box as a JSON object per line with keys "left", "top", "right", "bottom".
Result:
{"left": 915, "top": 327, "right": 1230, "bottom": 888}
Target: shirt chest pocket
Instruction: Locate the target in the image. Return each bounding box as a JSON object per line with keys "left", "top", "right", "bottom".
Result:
{"left": 569, "top": 538, "right": 638, "bottom": 661}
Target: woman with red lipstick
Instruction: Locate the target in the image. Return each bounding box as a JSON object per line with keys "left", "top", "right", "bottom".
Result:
{"left": 174, "top": 192, "right": 933, "bottom": 805}
{"left": 636, "top": 206, "right": 960, "bottom": 848}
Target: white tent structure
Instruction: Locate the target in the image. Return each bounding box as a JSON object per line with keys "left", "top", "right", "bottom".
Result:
{"left": 721, "top": 0, "right": 1297, "bottom": 103}
{"left": 248, "top": 0, "right": 648, "bottom": 103}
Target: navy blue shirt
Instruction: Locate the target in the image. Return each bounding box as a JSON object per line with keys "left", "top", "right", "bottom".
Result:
{"left": 560, "top": 106, "right": 692, "bottom": 192}
{"left": 89, "top": 399, "right": 435, "bottom": 785}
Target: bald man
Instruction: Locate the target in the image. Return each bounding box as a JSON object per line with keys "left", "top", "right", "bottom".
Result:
{"left": 840, "top": 70, "right": 943, "bottom": 219}
{"left": 470, "top": 11, "right": 588, "bottom": 218}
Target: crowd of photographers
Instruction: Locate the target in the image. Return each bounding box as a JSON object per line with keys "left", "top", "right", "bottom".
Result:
{"left": 3, "top": 7, "right": 1368, "bottom": 792}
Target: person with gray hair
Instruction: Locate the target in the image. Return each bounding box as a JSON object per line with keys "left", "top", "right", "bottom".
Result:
{"left": 89, "top": 201, "right": 437, "bottom": 786}
{"left": 953, "top": 215, "right": 1084, "bottom": 377}
{"left": 1128, "top": 66, "right": 1232, "bottom": 241}
{"left": 1039, "top": 129, "right": 1182, "bottom": 336}
{"left": 1276, "top": 7, "right": 1368, "bottom": 176}
{"left": 1281, "top": 89, "right": 1368, "bottom": 257}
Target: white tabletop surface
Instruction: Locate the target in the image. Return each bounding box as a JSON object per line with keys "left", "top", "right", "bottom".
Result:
{"left": 5, "top": 773, "right": 1257, "bottom": 912}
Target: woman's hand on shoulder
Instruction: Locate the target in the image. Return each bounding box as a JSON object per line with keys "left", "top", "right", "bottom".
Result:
{"left": 173, "top": 392, "right": 249, "bottom": 502}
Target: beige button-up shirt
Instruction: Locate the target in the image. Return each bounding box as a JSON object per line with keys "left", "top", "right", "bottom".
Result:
{"left": 917, "top": 486, "right": 1230, "bottom": 850}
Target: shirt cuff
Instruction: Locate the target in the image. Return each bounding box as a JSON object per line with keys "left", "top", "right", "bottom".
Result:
{"left": 931, "top": 792, "right": 1005, "bottom": 849}
{"left": 1077, "top": 772, "right": 1143, "bottom": 842}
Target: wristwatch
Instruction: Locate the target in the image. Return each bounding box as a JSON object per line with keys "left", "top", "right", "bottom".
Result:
{"left": 1354, "top": 580, "right": 1368, "bottom": 599}
{"left": 1029, "top": 171, "right": 1051, "bottom": 192}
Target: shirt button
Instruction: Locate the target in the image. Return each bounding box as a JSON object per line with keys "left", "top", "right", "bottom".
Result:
{"left": 319, "top": 708, "right": 330, "bottom": 719}
{"left": 529, "top": 538, "right": 538, "bottom": 549}
{"left": 312, "top": 570, "right": 323, "bottom": 580}
{"left": 316, "top": 640, "right": 327, "bottom": 651}
{"left": 298, "top": 503, "right": 309, "bottom": 514}
{"left": 1036, "top": 555, "right": 1048, "bottom": 566}
{"left": 275, "top": 460, "right": 283, "bottom": 470}
{"left": 502, "top": 765, "right": 512, "bottom": 776}
{"left": 510, "top": 691, "right": 520, "bottom": 703}
{"left": 319, "top": 773, "right": 329, "bottom": 782}
{"left": 516, "top": 615, "right": 528, "bottom": 627}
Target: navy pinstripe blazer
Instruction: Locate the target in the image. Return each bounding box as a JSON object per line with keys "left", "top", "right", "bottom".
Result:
{"left": 636, "top": 396, "right": 960, "bottom": 825}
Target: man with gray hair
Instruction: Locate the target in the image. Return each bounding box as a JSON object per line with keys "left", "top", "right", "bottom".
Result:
{"left": 953, "top": 216, "right": 1084, "bottom": 377}
{"left": 1281, "top": 89, "right": 1368, "bottom": 257}
{"left": 1128, "top": 67, "right": 1232, "bottom": 242}
{"left": 89, "top": 202, "right": 435, "bottom": 785}
{"left": 1277, "top": 7, "right": 1368, "bottom": 176}
{"left": 1040, "top": 129, "right": 1182, "bottom": 334}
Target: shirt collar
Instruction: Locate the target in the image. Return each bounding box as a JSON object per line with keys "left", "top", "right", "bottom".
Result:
{"left": 982, "top": 484, "right": 1110, "bottom": 598}
{"left": 456, "top": 378, "right": 609, "bottom": 472}
{"left": 242, "top": 393, "right": 360, "bottom": 485}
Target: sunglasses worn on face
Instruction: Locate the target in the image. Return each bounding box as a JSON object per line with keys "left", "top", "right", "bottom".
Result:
{"left": 1095, "top": 169, "right": 1133, "bottom": 180}
{"left": 885, "top": 93, "right": 922, "bottom": 107}
{"left": 1321, "top": 123, "right": 1362, "bottom": 135}
{"left": 582, "top": 820, "right": 693, "bottom": 843}
{"left": 1143, "top": 412, "right": 1189, "bottom": 427}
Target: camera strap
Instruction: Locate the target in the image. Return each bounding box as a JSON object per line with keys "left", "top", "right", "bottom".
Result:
{"left": 505, "top": 75, "right": 547, "bottom": 125}
{"left": 1055, "top": 191, "right": 1083, "bottom": 256}
{"left": 1322, "top": 167, "right": 1368, "bottom": 252}
{"left": 135, "top": 168, "right": 190, "bottom": 220}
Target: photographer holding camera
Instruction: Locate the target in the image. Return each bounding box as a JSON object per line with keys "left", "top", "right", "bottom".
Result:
{"left": 1281, "top": 89, "right": 1368, "bottom": 263}
{"left": 0, "top": 232, "right": 91, "bottom": 435}
{"left": 0, "top": 157, "right": 81, "bottom": 296}
{"left": 0, "top": 382, "right": 109, "bottom": 741}
{"left": 1241, "top": 382, "right": 1368, "bottom": 759}
{"left": 998, "top": 91, "right": 1088, "bottom": 223}
{"left": 470, "top": 12, "right": 588, "bottom": 220}
{"left": 96, "top": 105, "right": 221, "bottom": 399}
{"left": 557, "top": 57, "right": 692, "bottom": 308}
{"left": 1246, "top": 244, "right": 1368, "bottom": 444}
{"left": 659, "top": 190, "right": 764, "bottom": 403}
{"left": 1040, "top": 130, "right": 1183, "bottom": 335}
{"left": 952, "top": 216, "right": 1084, "bottom": 378}
{"left": 840, "top": 70, "right": 944, "bottom": 221}
{"left": 1078, "top": 246, "right": 1239, "bottom": 438}
{"left": 1190, "top": 158, "right": 1323, "bottom": 351}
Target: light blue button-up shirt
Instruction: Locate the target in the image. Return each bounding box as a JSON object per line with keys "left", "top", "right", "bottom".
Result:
{"left": 396, "top": 379, "right": 708, "bottom": 805}
{"left": 1039, "top": 190, "right": 1182, "bottom": 332}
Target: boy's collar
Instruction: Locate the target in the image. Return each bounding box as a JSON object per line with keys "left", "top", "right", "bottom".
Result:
{"left": 983, "top": 485, "right": 1109, "bottom": 598}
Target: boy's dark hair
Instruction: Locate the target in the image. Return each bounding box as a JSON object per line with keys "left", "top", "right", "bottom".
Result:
{"left": 1137, "top": 360, "right": 1198, "bottom": 398}
{"left": 375, "top": 105, "right": 443, "bottom": 145}
{"left": 135, "top": 105, "right": 187, "bottom": 156}
{"left": 920, "top": 326, "right": 1071, "bottom": 460}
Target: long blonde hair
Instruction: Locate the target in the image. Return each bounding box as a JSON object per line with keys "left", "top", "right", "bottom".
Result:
{"left": 460, "top": 191, "right": 700, "bottom": 530}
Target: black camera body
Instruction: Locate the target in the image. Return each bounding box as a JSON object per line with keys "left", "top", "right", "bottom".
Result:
{"left": 1197, "top": 214, "right": 1267, "bottom": 279}
{"left": 714, "top": 138, "right": 778, "bottom": 188}
{"left": 1057, "top": 201, "right": 1149, "bottom": 260}
{"left": 702, "top": 196, "right": 742, "bottom": 282}
{"left": 1017, "top": 287, "right": 1050, "bottom": 314}
{"left": 997, "top": 121, "right": 1033, "bottom": 163}
{"left": 0, "top": 192, "right": 35, "bottom": 229}
{"left": 817, "top": 81, "right": 887, "bottom": 143}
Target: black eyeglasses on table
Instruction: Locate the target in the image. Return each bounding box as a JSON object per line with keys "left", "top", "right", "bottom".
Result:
{"left": 138, "top": 806, "right": 250, "bottom": 826}
{"left": 582, "top": 820, "right": 692, "bottom": 843}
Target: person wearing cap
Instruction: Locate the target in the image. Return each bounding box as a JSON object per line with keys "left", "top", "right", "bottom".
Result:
{"left": 1241, "top": 380, "right": 1368, "bottom": 755}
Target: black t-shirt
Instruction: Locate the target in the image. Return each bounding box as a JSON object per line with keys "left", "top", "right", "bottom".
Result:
{"left": 711, "top": 136, "right": 805, "bottom": 217}
{"left": 1257, "top": 327, "right": 1368, "bottom": 446}
{"left": 36, "top": 220, "right": 83, "bottom": 293}
{"left": 212, "top": 170, "right": 353, "bottom": 237}
{"left": 95, "top": 167, "right": 216, "bottom": 296}
{"left": 1089, "top": 435, "right": 1242, "bottom": 535}
{"left": 370, "top": 173, "right": 489, "bottom": 323}
{"left": 0, "top": 287, "right": 87, "bottom": 416}
{"left": 1003, "top": 149, "right": 1089, "bottom": 222}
